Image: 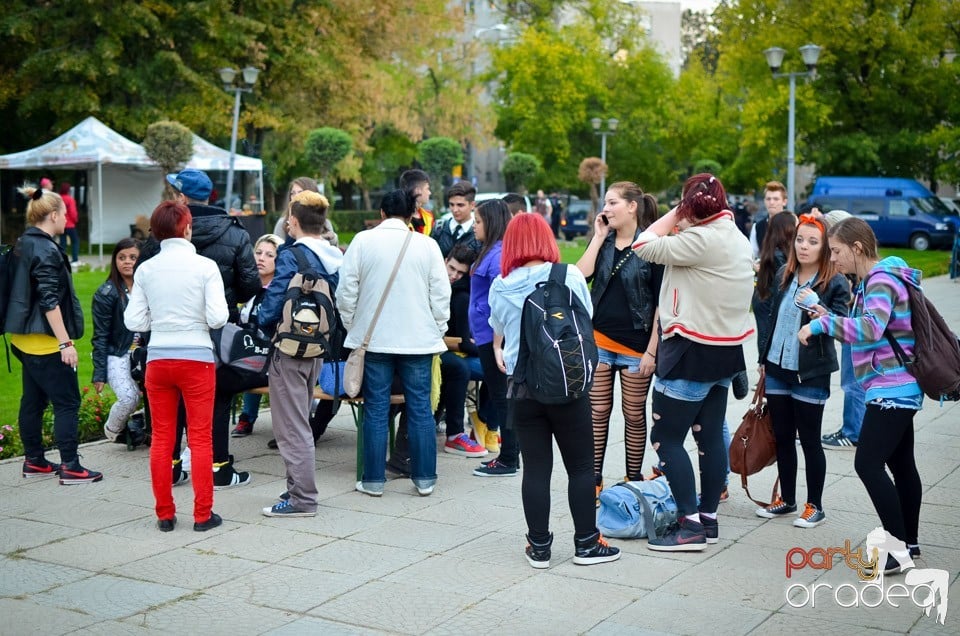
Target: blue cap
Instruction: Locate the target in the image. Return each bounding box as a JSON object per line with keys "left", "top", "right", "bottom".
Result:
{"left": 166, "top": 169, "right": 213, "bottom": 201}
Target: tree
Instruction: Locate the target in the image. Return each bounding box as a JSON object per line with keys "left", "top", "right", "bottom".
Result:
{"left": 304, "top": 128, "right": 353, "bottom": 196}
{"left": 711, "top": 0, "right": 960, "bottom": 191}
{"left": 142, "top": 120, "right": 194, "bottom": 200}
{"left": 578, "top": 157, "right": 605, "bottom": 217}
{"left": 502, "top": 152, "right": 541, "bottom": 193}
{"left": 489, "top": 4, "right": 679, "bottom": 192}
{"left": 417, "top": 137, "right": 463, "bottom": 210}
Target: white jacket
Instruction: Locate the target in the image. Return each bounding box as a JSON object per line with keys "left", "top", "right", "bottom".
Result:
{"left": 336, "top": 218, "right": 450, "bottom": 354}
{"left": 125, "top": 238, "right": 229, "bottom": 349}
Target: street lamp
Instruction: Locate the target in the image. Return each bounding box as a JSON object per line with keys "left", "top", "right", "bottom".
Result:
{"left": 591, "top": 117, "right": 619, "bottom": 200}
{"left": 763, "top": 44, "right": 821, "bottom": 211}
{"left": 219, "top": 66, "right": 260, "bottom": 211}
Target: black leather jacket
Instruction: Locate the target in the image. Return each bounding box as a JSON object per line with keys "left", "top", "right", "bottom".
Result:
{"left": 4, "top": 227, "right": 84, "bottom": 339}
{"left": 587, "top": 230, "right": 658, "bottom": 333}
{"left": 91, "top": 280, "right": 136, "bottom": 383}
{"left": 758, "top": 267, "right": 851, "bottom": 380}
{"left": 139, "top": 203, "right": 259, "bottom": 321}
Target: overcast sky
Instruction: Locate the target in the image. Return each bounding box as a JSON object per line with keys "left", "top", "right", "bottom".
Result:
{"left": 680, "top": 0, "right": 720, "bottom": 11}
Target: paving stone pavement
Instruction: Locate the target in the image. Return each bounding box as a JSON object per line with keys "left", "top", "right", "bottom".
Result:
{"left": 1, "top": 276, "right": 958, "bottom": 635}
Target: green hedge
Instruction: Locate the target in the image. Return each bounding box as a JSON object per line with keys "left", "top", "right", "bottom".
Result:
{"left": 327, "top": 210, "right": 384, "bottom": 232}
{"left": 267, "top": 210, "right": 381, "bottom": 234}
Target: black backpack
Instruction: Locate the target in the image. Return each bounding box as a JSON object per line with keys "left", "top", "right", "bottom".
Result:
{"left": 514, "top": 264, "right": 598, "bottom": 404}
{"left": 871, "top": 273, "right": 960, "bottom": 402}
{"left": 273, "top": 245, "right": 344, "bottom": 362}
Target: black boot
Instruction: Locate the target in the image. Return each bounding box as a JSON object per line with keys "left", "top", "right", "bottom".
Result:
{"left": 573, "top": 531, "right": 621, "bottom": 565}
{"left": 525, "top": 533, "right": 553, "bottom": 569}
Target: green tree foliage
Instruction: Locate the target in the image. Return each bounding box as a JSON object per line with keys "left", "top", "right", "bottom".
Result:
{"left": 0, "top": 1, "right": 489, "bottom": 210}
{"left": 304, "top": 127, "right": 353, "bottom": 195}
{"left": 417, "top": 137, "right": 463, "bottom": 209}
{"left": 489, "top": 3, "right": 678, "bottom": 192}
{"left": 712, "top": 0, "right": 960, "bottom": 190}
{"left": 502, "top": 152, "right": 541, "bottom": 192}
{"left": 142, "top": 120, "right": 194, "bottom": 198}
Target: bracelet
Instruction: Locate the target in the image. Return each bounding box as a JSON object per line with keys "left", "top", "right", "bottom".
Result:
{"left": 645, "top": 350, "right": 657, "bottom": 359}
{"left": 59, "top": 341, "right": 75, "bottom": 350}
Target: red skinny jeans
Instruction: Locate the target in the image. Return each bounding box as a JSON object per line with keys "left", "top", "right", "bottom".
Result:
{"left": 145, "top": 359, "right": 215, "bottom": 523}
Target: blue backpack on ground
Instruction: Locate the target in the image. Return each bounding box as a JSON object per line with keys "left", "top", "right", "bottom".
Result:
{"left": 596, "top": 476, "right": 678, "bottom": 540}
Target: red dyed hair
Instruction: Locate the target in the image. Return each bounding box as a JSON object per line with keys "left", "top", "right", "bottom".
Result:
{"left": 676, "top": 173, "right": 728, "bottom": 223}
{"left": 500, "top": 213, "right": 560, "bottom": 276}
{"left": 150, "top": 201, "right": 192, "bottom": 241}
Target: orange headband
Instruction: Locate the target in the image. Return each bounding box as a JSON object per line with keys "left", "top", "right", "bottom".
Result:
{"left": 798, "top": 214, "right": 825, "bottom": 234}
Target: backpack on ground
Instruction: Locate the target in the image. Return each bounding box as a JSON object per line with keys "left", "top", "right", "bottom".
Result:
{"left": 872, "top": 273, "right": 960, "bottom": 402}
{"left": 514, "top": 263, "right": 597, "bottom": 404}
{"left": 273, "top": 245, "right": 343, "bottom": 361}
{"left": 596, "top": 477, "right": 678, "bottom": 540}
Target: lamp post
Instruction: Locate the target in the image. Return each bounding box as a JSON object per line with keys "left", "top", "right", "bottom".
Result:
{"left": 219, "top": 66, "right": 260, "bottom": 211}
{"left": 591, "top": 117, "right": 619, "bottom": 201}
{"left": 763, "top": 44, "right": 821, "bottom": 211}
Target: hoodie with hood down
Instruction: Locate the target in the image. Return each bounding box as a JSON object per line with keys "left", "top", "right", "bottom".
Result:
{"left": 809, "top": 256, "right": 922, "bottom": 401}
{"left": 489, "top": 263, "right": 592, "bottom": 376}
{"left": 258, "top": 236, "right": 343, "bottom": 336}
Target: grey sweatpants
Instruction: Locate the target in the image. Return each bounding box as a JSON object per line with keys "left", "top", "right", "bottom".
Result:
{"left": 268, "top": 351, "right": 322, "bottom": 512}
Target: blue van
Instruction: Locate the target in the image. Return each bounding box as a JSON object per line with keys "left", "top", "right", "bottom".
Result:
{"left": 809, "top": 177, "right": 957, "bottom": 251}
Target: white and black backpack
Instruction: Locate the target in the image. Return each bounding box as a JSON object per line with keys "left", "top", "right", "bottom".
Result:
{"left": 514, "top": 264, "right": 597, "bottom": 404}
{"left": 273, "top": 245, "right": 343, "bottom": 361}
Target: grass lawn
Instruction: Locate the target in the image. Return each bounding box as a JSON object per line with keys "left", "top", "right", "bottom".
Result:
{"left": 0, "top": 239, "right": 952, "bottom": 431}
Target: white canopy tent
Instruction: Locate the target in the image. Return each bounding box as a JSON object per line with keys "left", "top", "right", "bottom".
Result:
{"left": 0, "top": 117, "right": 264, "bottom": 259}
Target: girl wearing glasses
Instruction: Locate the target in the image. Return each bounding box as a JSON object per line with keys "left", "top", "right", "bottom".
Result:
{"left": 755, "top": 213, "right": 850, "bottom": 528}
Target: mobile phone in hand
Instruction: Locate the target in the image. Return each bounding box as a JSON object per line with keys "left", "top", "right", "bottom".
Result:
{"left": 600, "top": 214, "right": 609, "bottom": 226}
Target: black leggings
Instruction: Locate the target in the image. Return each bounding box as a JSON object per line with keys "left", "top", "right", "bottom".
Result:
{"left": 768, "top": 395, "right": 826, "bottom": 508}
{"left": 513, "top": 395, "right": 596, "bottom": 542}
{"left": 854, "top": 404, "right": 922, "bottom": 545}
{"left": 649, "top": 384, "right": 728, "bottom": 516}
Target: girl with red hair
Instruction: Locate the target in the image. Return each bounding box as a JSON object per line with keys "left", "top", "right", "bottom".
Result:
{"left": 125, "top": 201, "right": 229, "bottom": 533}
{"left": 489, "top": 213, "right": 620, "bottom": 569}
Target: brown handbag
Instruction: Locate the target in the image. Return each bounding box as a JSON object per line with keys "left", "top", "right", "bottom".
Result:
{"left": 728, "top": 368, "right": 780, "bottom": 507}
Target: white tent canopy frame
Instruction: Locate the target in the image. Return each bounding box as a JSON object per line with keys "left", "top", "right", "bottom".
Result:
{"left": 0, "top": 116, "right": 264, "bottom": 260}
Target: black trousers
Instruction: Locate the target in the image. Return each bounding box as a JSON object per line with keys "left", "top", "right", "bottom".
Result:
{"left": 648, "top": 384, "right": 727, "bottom": 516}
{"left": 854, "top": 404, "right": 922, "bottom": 545}
{"left": 513, "top": 394, "right": 596, "bottom": 542}
{"left": 478, "top": 343, "right": 519, "bottom": 467}
{"left": 13, "top": 347, "right": 81, "bottom": 463}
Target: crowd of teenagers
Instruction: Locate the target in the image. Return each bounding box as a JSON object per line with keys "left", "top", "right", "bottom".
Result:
{"left": 5, "top": 170, "right": 933, "bottom": 572}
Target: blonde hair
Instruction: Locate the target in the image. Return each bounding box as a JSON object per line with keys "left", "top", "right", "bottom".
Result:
{"left": 289, "top": 191, "right": 330, "bottom": 234}
{"left": 255, "top": 233, "right": 283, "bottom": 251}
{"left": 18, "top": 185, "right": 64, "bottom": 226}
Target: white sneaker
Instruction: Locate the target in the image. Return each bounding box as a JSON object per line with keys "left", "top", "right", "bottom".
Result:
{"left": 355, "top": 481, "right": 383, "bottom": 497}
{"left": 180, "top": 446, "right": 191, "bottom": 472}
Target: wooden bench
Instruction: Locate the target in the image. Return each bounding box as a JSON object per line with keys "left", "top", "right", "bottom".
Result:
{"left": 248, "top": 386, "right": 404, "bottom": 480}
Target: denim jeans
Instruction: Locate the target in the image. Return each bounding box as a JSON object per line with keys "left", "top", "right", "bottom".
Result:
{"left": 439, "top": 351, "right": 482, "bottom": 436}
{"left": 840, "top": 343, "right": 865, "bottom": 442}
{"left": 241, "top": 392, "right": 262, "bottom": 422}
{"left": 597, "top": 347, "right": 643, "bottom": 373}
{"left": 362, "top": 352, "right": 437, "bottom": 490}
